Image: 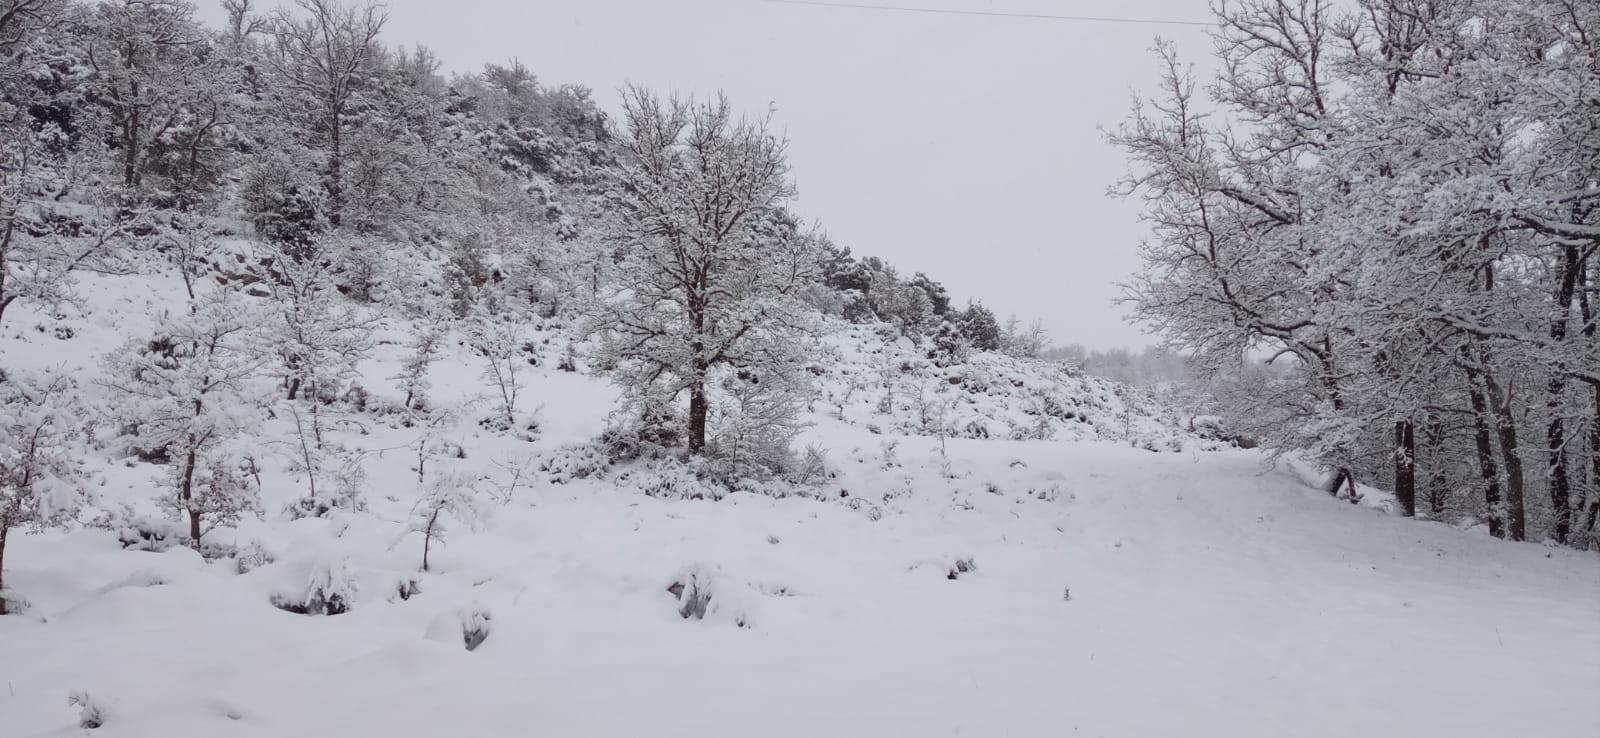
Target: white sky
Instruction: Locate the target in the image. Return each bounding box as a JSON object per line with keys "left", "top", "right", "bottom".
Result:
{"left": 219, "top": 0, "right": 1218, "bottom": 350}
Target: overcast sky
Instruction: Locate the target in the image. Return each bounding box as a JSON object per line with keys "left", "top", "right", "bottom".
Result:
{"left": 217, "top": 0, "right": 1217, "bottom": 350}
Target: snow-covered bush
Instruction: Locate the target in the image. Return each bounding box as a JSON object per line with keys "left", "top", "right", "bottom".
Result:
{"left": 233, "top": 539, "right": 277, "bottom": 574}
{"left": 91, "top": 503, "right": 183, "bottom": 553}
{"left": 270, "top": 557, "right": 358, "bottom": 615}
{"left": 1, "top": 369, "right": 85, "bottom": 614}
{"left": 68, "top": 690, "right": 105, "bottom": 729}
{"left": 627, "top": 458, "right": 723, "bottom": 501}
{"left": 538, "top": 443, "right": 609, "bottom": 484}
{"left": 664, "top": 564, "right": 756, "bottom": 628}
{"left": 425, "top": 605, "right": 493, "bottom": 651}
{"left": 706, "top": 367, "right": 813, "bottom": 483}
{"left": 280, "top": 411, "right": 367, "bottom": 520}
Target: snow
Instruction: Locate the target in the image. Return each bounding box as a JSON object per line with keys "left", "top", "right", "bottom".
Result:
{"left": 1, "top": 273, "right": 1597, "bottom": 737}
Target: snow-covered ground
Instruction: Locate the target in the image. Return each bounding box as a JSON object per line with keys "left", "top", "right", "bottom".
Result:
{"left": 1, "top": 274, "right": 1597, "bottom": 737}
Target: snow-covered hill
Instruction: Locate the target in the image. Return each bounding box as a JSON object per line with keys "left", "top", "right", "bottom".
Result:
{"left": 813, "top": 321, "right": 1223, "bottom": 451}
{"left": 1, "top": 272, "right": 1596, "bottom": 738}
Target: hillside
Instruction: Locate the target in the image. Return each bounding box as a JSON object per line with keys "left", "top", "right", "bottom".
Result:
{"left": 0, "top": 270, "right": 1596, "bottom": 738}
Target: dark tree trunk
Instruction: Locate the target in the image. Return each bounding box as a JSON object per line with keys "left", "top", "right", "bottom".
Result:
{"left": 422, "top": 508, "right": 439, "bottom": 572}
{"left": 1585, "top": 384, "right": 1600, "bottom": 535}
{"left": 1544, "top": 244, "right": 1580, "bottom": 543}
{"left": 287, "top": 376, "right": 301, "bottom": 401}
{"left": 1466, "top": 367, "right": 1505, "bottom": 539}
{"left": 1583, "top": 258, "right": 1598, "bottom": 535}
{"left": 124, "top": 75, "right": 141, "bottom": 187}
{"left": 1327, "top": 467, "right": 1354, "bottom": 499}
{"left": 181, "top": 445, "right": 201, "bottom": 548}
{"left": 1395, "top": 420, "right": 1416, "bottom": 517}
{"left": 1481, "top": 368, "right": 1526, "bottom": 541}
{"left": 1424, "top": 415, "right": 1449, "bottom": 515}
{"left": 326, "top": 101, "right": 343, "bottom": 227}
{"left": 0, "top": 526, "right": 9, "bottom": 615}
{"left": 687, "top": 378, "right": 708, "bottom": 455}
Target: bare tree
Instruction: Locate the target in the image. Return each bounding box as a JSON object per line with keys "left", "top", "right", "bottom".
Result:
{"left": 266, "top": 0, "right": 387, "bottom": 226}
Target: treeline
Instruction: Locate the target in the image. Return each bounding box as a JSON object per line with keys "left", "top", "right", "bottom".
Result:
{"left": 1111, "top": 0, "right": 1599, "bottom": 546}
{"left": 0, "top": 0, "right": 1009, "bottom": 336}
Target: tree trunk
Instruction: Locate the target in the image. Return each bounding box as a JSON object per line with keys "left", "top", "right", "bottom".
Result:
{"left": 1326, "top": 467, "right": 1354, "bottom": 499}
{"left": 1424, "top": 415, "right": 1449, "bottom": 515}
{"left": 1585, "top": 384, "right": 1600, "bottom": 535}
{"left": 1481, "top": 368, "right": 1526, "bottom": 541}
{"left": 181, "top": 445, "right": 201, "bottom": 549}
{"left": 124, "top": 77, "right": 140, "bottom": 187}
{"left": 1466, "top": 367, "right": 1505, "bottom": 539}
{"left": 1395, "top": 420, "right": 1416, "bottom": 517}
{"left": 1544, "top": 244, "right": 1579, "bottom": 544}
{"left": 422, "top": 508, "right": 439, "bottom": 572}
{"left": 0, "top": 526, "right": 9, "bottom": 615}
{"left": 687, "top": 378, "right": 708, "bottom": 456}
{"left": 326, "top": 101, "right": 343, "bottom": 227}
{"left": 287, "top": 376, "right": 301, "bottom": 401}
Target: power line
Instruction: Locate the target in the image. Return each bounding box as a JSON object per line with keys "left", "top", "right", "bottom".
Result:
{"left": 761, "top": 0, "right": 1214, "bottom": 27}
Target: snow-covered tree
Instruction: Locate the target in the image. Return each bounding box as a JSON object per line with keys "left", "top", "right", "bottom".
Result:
{"left": 408, "top": 469, "right": 484, "bottom": 572}
{"left": 0, "top": 369, "right": 84, "bottom": 614}
{"left": 708, "top": 367, "right": 812, "bottom": 481}
{"left": 463, "top": 303, "right": 528, "bottom": 433}
{"left": 589, "top": 87, "right": 819, "bottom": 456}
{"left": 0, "top": 142, "right": 127, "bottom": 327}
{"left": 264, "top": 0, "right": 387, "bottom": 226}
{"left": 1111, "top": 0, "right": 1600, "bottom": 543}
{"left": 103, "top": 287, "right": 261, "bottom": 548}
{"left": 77, "top": 0, "right": 235, "bottom": 199}
{"left": 256, "top": 241, "right": 374, "bottom": 403}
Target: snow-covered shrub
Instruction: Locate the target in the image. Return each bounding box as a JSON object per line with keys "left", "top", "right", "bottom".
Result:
{"left": 282, "top": 438, "right": 366, "bottom": 520}
{"left": 628, "top": 458, "right": 723, "bottom": 501}
{"left": 665, "top": 565, "right": 757, "bottom": 628}
{"left": 90, "top": 503, "right": 183, "bottom": 552}
{"left": 68, "top": 690, "right": 105, "bottom": 729}
{"left": 233, "top": 539, "right": 277, "bottom": 574}
{"left": 270, "top": 557, "right": 358, "bottom": 615}
{"left": 390, "top": 576, "right": 423, "bottom": 602}
{"left": 947, "top": 557, "right": 977, "bottom": 580}
{"left": 426, "top": 605, "right": 493, "bottom": 651}
{"left": 1, "top": 369, "right": 86, "bottom": 614}
{"left": 789, "top": 444, "right": 832, "bottom": 486}
{"left": 706, "top": 367, "right": 812, "bottom": 483}
{"left": 539, "top": 443, "right": 609, "bottom": 484}
{"left": 666, "top": 566, "right": 715, "bottom": 619}
{"left": 597, "top": 400, "right": 681, "bottom": 465}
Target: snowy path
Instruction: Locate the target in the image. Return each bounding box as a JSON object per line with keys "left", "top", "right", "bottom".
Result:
{"left": 3, "top": 434, "right": 1596, "bottom": 737}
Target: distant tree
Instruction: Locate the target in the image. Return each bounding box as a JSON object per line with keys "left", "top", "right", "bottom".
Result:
{"left": 909, "top": 272, "right": 950, "bottom": 316}
{"left": 958, "top": 302, "right": 1001, "bottom": 352}
{"left": 265, "top": 0, "right": 387, "bottom": 226}
{"left": 78, "top": 0, "right": 235, "bottom": 199}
